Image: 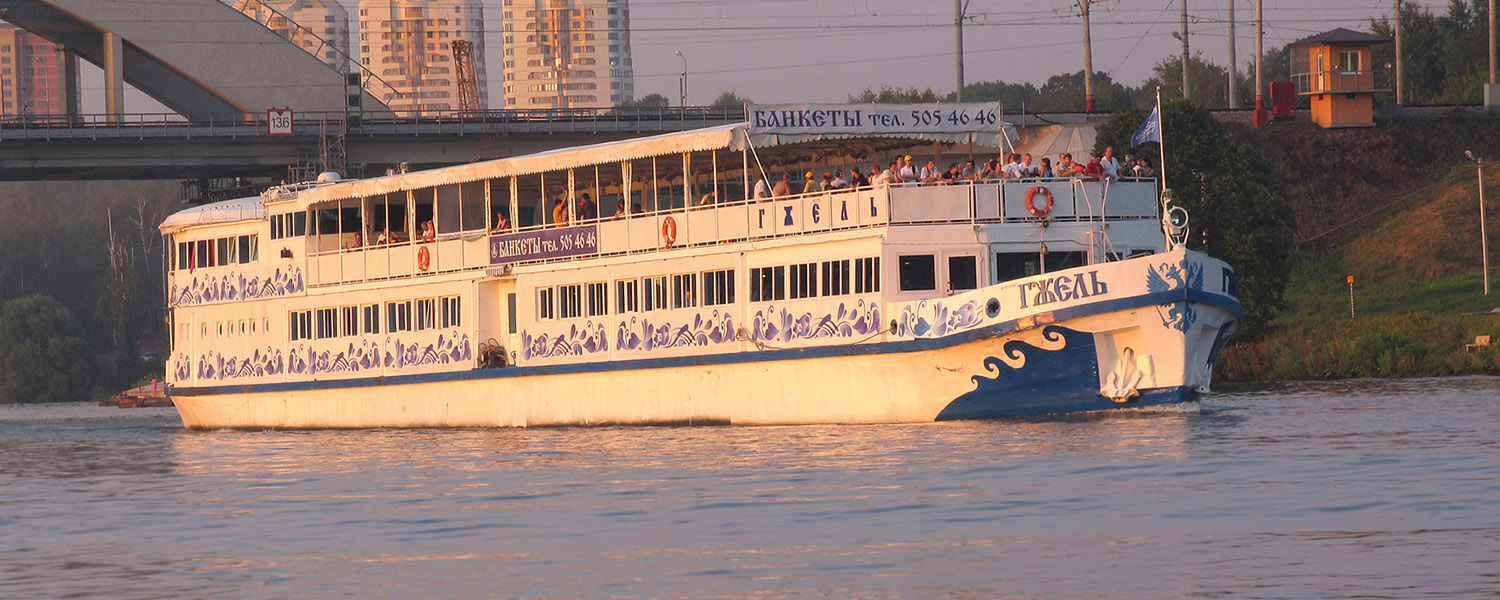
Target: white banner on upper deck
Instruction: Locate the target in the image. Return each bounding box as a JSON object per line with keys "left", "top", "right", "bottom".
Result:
{"left": 745, "top": 103, "right": 1012, "bottom": 149}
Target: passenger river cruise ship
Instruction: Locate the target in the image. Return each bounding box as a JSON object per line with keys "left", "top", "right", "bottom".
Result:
{"left": 160, "top": 103, "right": 1242, "bottom": 429}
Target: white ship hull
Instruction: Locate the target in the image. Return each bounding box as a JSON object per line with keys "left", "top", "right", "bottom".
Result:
{"left": 169, "top": 250, "right": 1240, "bottom": 429}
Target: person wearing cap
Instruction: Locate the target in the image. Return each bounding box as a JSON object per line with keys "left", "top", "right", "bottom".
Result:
{"left": 802, "top": 171, "right": 820, "bottom": 194}
{"left": 830, "top": 169, "right": 849, "bottom": 189}
{"left": 820, "top": 171, "right": 834, "bottom": 191}
{"left": 898, "top": 155, "right": 917, "bottom": 183}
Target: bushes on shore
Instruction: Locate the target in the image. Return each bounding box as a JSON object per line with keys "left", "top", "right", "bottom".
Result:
{"left": 1217, "top": 312, "right": 1500, "bottom": 382}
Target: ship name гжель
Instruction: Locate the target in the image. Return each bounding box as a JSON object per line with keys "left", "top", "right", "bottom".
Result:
{"left": 158, "top": 103, "right": 1242, "bottom": 429}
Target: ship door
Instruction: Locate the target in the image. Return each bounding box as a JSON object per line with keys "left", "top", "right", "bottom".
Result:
{"left": 942, "top": 252, "right": 980, "bottom": 296}
{"left": 477, "top": 279, "right": 518, "bottom": 368}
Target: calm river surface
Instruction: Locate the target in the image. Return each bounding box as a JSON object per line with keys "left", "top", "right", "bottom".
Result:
{"left": 3, "top": 377, "right": 1498, "bottom": 599}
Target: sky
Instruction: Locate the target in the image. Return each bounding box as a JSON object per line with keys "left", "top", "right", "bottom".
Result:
{"left": 618, "top": 0, "right": 1455, "bottom": 105}
{"left": 89, "top": 0, "right": 1460, "bottom": 113}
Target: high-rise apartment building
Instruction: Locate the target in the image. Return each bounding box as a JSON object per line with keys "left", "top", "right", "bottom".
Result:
{"left": 0, "top": 24, "right": 70, "bottom": 119}
{"left": 500, "top": 0, "right": 634, "bottom": 109}
{"left": 233, "top": 0, "right": 354, "bottom": 71}
{"left": 357, "top": 0, "right": 487, "bottom": 115}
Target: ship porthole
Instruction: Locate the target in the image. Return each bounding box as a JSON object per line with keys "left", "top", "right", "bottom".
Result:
{"left": 986, "top": 298, "right": 1001, "bottom": 318}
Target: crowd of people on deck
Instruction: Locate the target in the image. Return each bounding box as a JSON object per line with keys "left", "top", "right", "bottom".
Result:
{"left": 467, "top": 146, "right": 1159, "bottom": 235}
{"left": 748, "top": 146, "right": 1155, "bottom": 201}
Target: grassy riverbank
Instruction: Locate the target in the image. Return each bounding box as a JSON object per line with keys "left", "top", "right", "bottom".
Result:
{"left": 1216, "top": 115, "right": 1500, "bottom": 381}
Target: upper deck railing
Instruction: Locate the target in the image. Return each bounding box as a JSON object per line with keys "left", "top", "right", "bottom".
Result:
{"left": 301, "top": 178, "right": 1159, "bottom": 288}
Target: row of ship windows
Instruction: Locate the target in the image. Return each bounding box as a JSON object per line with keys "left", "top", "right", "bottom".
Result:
{"left": 174, "top": 235, "right": 258, "bottom": 271}
{"left": 289, "top": 297, "right": 462, "bottom": 342}
{"left": 534, "top": 258, "right": 880, "bottom": 321}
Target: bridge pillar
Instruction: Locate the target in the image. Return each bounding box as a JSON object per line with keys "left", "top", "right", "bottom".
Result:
{"left": 62, "top": 48, "right": 80, "bottom": 118}
{"left": 103, "top": 31, "right": 124, "bottom": 122}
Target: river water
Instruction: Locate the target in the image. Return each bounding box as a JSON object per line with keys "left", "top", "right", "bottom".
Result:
{"left": 2, "top": 377, "right": 1498, "bottom": 599}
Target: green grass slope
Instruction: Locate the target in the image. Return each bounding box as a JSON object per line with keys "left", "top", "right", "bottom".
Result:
{"left": 1216, "top": 114, "right": 1500, "bottom": 381}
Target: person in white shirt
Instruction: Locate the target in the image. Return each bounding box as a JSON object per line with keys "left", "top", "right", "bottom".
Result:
{"left": 1018, "top": 153, "right": 1039, "bottom": 178}
{"left": 1001, "top": 153, "right": 1024, "bottom": 178}
{"left": 1100, "top": 146, "right": 1121, "bottom": 179}
{"left": 919, "top": 160, "right": 941, "bottom": 183}
{"left": 898, "top": 155, "right": 917, "bottom": 183}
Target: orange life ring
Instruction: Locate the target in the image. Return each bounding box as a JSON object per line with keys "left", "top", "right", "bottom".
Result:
{"left": 661, "top": 216, "right": 678, "bottom": 247}
{"left": 416, "top": 246, "right": 431, "bottom": 272}
{"left": 1026, "top": 186, "right": 1054, "bottom": 217}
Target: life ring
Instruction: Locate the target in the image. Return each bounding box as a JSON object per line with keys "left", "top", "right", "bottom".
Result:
{"left": 1026, "top": 186, "right": 1054, "bottom": 217}
{"left": 416, "top": 246, "right": 431, "bottom": 272}
{"left": 661, "top": 216, "right": 678, "bottom": 247}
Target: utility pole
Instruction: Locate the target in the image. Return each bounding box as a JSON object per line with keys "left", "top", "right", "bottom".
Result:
{"left": 1254, "top": 0, "right": 1265, "bottom": 123}
{"left": 1228, "top": 0, "right": 1238, "bottom": 108}
{"left": 1181, "top": 0, "right": 1191, "bottom": 101}
{"left": 1395, "top": 0, "right": 1404, "bottom": 104}
{"left": 1081, "top": 0, "right": 1095, "bottom": 112}
{"left": 1489, "top": 0, "right": 1495, "bottom": 84}
{"left": 956, "top": 0, "right": 967, "bottom": 101}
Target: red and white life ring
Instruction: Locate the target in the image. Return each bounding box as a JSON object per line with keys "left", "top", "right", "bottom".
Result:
{"left": 416, "top": 246, "right": 431, "bottom": 272}
{"left": 661, "top": 216, "right": 678, "bottom": 247}
{"left": 1026, "top": 186, "right": 1054, "bottom": 217}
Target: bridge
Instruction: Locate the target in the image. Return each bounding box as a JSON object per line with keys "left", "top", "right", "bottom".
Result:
{"left": 0, "top": 108, "right": 745, "bottom": 181}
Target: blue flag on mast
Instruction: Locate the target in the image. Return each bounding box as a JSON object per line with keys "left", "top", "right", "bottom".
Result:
{"left": 1131, "top": 104, "right": 1162, "bottom": 148}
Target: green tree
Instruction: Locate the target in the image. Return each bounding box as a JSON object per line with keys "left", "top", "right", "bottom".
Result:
{"left": 1370, "top": 0, "right": 1490, "bottom": 104}
{"left": 615, "top": 93, "right": 670, "bottom": 109}
{"left": 1094, "top": 100, "right": 1294, "bottom": 334}
{"left": 0, "top": 295, "right": 97, "bottom": 403}
{"left": 847, "top": 86, "right": 941, "bottom": 103}
{"left": 1032, "top": 71, "right": 1144, "bottom": 113}
{"left": 1143, "top": 54, "right": 1235, "bottom": 108}
{"left": 710, "top": 91, "right": 752, "bottom": 108}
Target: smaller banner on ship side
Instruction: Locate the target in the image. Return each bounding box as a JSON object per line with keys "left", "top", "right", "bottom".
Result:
{"left": 490, "top": 225, "right": 598, "bottom": 265}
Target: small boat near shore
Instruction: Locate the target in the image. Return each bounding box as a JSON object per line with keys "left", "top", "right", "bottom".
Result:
{"left": 158, "top": 103, "right": 1241, "bottom": 428}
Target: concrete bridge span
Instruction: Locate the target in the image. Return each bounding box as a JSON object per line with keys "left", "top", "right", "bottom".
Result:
{"left": 0, "top": 0, "right": 388, "bottom": 119}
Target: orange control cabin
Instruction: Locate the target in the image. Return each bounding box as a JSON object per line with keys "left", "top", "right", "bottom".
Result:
{"left": 1289, "top": 28, "right": 1392, "bottom": 128}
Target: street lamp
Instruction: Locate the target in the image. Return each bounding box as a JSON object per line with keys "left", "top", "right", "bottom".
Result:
{"left": 1467, "top": 150, "right": 1489, "bottom": 295}
{"left": 673, "top": 50, "right": 687, "bottom": 108}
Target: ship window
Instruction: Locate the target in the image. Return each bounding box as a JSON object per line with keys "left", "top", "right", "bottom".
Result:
{"left": 537, "top": 287, "right": 555, "bottom": 320}
{"left": 218, "top": 322, "right": 225, "bottom": 338}
{"left": 177, "top": 242, "right": 190, "bottom": 270}
{"left": 994, "top": 252, "right": 1041, "bottom": 283}
{"left": 749, "top": 266, "right": 785, "bottom": 302}
{"left": 363, "top": 304, "right": 381, "bottom": 334}
{"left": 789, "top": 263, "right": 817, "bottom": 299}
{"left": 197, "top": 239, "right": 211, "bottom": 269}
{"left": 437, "top": 184, "right": 462, "bottom": 234}
{"left": 201, "top": 324, "right": 208, "bottom": 338}
{"left": 239, "top": 235, "right": 258, "bottom": 263}
{"left": 462, "top": 180, "right": 487, "bottom": 232}
{"left": 413, "top": 188, "right": 436, "bottom": 237}
{"left": 341, "top": 306, "right": 358, "bottom": 336}
{"left": 821, "top": 260, "right": 851, "bottom": 297}
{"left": 855, "top": 257, "right": 881, "bottom": 293}
{"left": 558, "top": 285, "right": 583, "bottom": 319}
{"left": 702, "top": 269, "right": 734, "bottom": 306}
{"left": 949, "top": 256, "right": 978, "bottom": 291}
{"left": 586, "top": 282, "right": 608, "bottom": 317}
{"left": 415, "top": 298, "right": 437, "bottom": 330}
{"left": 290, "top": 310, "right": 313, "bottom": 341}
{"left": 898, "top": 255, "right": 936, "bottom": 291}
{"left": 608, "top": 280, "right": 635, "bottom": 314}
{"left": 641, "top": 276, "right": 668, "bottom": 311}
{"left": 386, "top": 301, "right": 413, "bottom": 332}
{"left": 440, "top": 296, "right": 462, "bottom": 328}
{"left": 240, "top": 320, "right": 248, "bottom": 336}
{"left": 671, "top": 274, "right": 696, "bottom": 308}
{"left": 508, "top": 293, "right": 518, "bottom": 333}
{"left": 316, "top": 308, "right": 339, "bottom": 339}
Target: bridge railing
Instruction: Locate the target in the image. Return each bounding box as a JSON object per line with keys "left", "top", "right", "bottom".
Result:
{"left": 0, "top": 107, "right": 746, "bottom": 141}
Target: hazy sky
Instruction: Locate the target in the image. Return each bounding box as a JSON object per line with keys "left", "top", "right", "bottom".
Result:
{"left": 91, "top": 0, "right": 1457, "bottom": 113}
{"left": 619, "top": 0, "right": 1454, "bottom": 105}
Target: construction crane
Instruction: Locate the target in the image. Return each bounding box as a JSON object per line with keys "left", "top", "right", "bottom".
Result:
{"left": 452, "top": 40, "right": 480, "bottom": 112}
